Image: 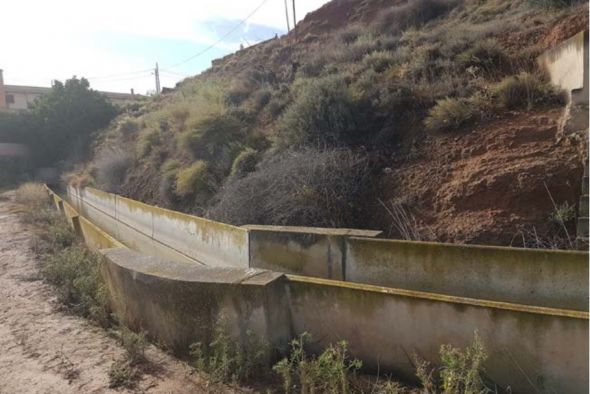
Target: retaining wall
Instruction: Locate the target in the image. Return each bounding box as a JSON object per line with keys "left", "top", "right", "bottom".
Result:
{"left": 47, "top": 185, "right": 590, "bottom": 393}
{"left": 66, "top": 185, "right": 589, "bottom": 311}
{"left": 345, "top": 237, "right": 589, "bottom": 310}
{"left": 287, "top": 275, "right": 588, "bottom": 394}
{"left": 68, "top": 186, "right": 249, "bottom": 268}
{"left": 101, "top": 248, "right": 291, "bottom": 356}
{"left": 245, "top": 224, "right": 381, "bottom": 280}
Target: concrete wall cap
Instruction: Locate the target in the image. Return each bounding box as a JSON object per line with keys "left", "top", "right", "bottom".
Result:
{"left": 101, "top": 247, "right": 284, "bottom": 285}
{"left": 242, "top": 224, "right": 382, "bottom": 237}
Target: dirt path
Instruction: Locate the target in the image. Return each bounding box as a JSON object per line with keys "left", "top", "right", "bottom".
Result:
{"left": 0, "top": 191, "right": 246, "bottom": 394}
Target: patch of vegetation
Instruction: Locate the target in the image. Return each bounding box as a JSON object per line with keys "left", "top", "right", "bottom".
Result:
{"left": 208, "top": 149, "right": 372, "bottom": 228}
{"left": 363, "top": 50, "right": 396, "bottom": 73}
{"left": 94, "top": 147, "right": 133, "bottom": 193}
{"left": 528, "top": 0, "right": 585, "bottom": 8}
{"left": 415, "top": 332, "right": 492, "bottom": 394}
{"left": 17, "top": 184, "right": 111, "bottom": 327}
{"left": 117, "top": 117, "right": 139, "bottom": 135}
{"left": 277, "top": 76, "right": 364, "bottom": 149}
{"left": 424, "top": 97, "right": 475, "bottom": 132}
{"left": 273, "top": 333, "right": 362, "bottom": 394}
{"left": 136, "top": 127, "right": 161, "bottom": 158}
{"left": 230, "top": 148, "right": 259, "bottom": 178}
{"left": 175, "top": 161, "right": 214, "bottom": 199}
{"left": 491, "top": 72, "right": 563, "bottom": 110}
{"left": 190, "top": 325, "right": 269, "bottom": 384}
{"left": 15, "top": 182, "right": 49, "bottom": 210}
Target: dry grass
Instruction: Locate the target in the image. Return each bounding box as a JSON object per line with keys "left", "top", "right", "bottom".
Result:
{"left": 15, "top": 183, "right": 49, "bottom": 209}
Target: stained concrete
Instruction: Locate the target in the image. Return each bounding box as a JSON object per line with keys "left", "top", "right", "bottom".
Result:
{"left": 101, "top": 247, "right": 291, "bottom": 356}
{"left": 345, "top": 237, "right": 589, "bottom": 311}
{"left": 287, "top": 275, "right": 589, "bottom": 394}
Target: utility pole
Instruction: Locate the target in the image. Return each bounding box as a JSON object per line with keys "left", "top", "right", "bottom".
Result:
{"left": 292, "top": 0, "right": 297, "bottom": 35}
{"left": 284, "top": 0, "right": 290, "bottom": 32}
{"left": 154, "top": 62, "right": 161, "bottom": 95}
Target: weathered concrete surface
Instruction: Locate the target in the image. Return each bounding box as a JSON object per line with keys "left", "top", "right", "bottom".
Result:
{"left": 538, "top": 30, "right": 589, "bottom": 138}
{"left": 286, "top": 275, "right": 589, "bottom": 394}
{"left": 245, "top": 225, "right": 380, "bottom": 279}
{"left": 68, "top": 186, "right": 249, "bottom": 268}
{"left": 538, "top": 30, "right": 588, "bottom": 102}
{"left": 345, "top": 237, "right": 589, "bottom": 311}
{"left": 100, "top": 248, "right": 291, "bottom": 356}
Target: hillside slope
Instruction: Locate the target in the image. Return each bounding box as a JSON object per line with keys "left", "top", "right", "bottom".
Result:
{"left": 75, "top": 0, "right": 589, "bottom": 247}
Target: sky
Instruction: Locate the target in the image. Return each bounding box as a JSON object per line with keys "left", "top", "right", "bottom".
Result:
{"left": 1, "top": 0, "right": 330, "bottom": 95}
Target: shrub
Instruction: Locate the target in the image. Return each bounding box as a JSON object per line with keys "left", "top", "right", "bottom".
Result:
{"left": 424, "top": 97, "right": 474, "bottom": 132}
{"left": 376, "top": 0, "right": 456, "bottom": 35}
{"left": 528, "top": 0, "right": 584, "bottom": 8}
{"left": 42, "top": 245, "right": 110, "bottom": 326}
{"left": 491, "top": 72, "right": 563, "bottom": 110}
{"left": 250, "top": 89, "right": 272, "bottom": 111}
{"left": 457, "top": 40, "right": 510, "bottom": 77}
{"left": 208, "top": 149, "right": 372, "bottom": 228}
{"left": 190, "top": 325, "right": 269, "bottom": 384}
{"left": 175, "top": 161, "right": 214, "bottom": 198}
{"left": 344, "top": 33, "right": 380, "bottom": 62}
{"left": 117, "top": 117, "right": 139, "bottom": 135}
{"left": 414, "top": 332, "right": 491, "bottom": 393}
{"left": 15, "top": 183, "right": 49, "bottom": 209}
{"left": 230, "top": 148, "right": 259, "bottom": 178}
{"left": 363, "top": 50, "right": 396, "bottom": 73}
{"left": 178, "top": 112, "right": 246, "bottom": 175}
{"left": 136, "top": 128, "right": 160, "bottom": 158}
{"left": 277, "top": 76, "right": 361, "bottom": 149}
{"left": 439, "top": 333, "right": 488, "bottom": 393}
{"left": 94, "top": 148, "right": 133, "bottom": 193}
{"left": 273, "top": 333, "right": 362, "bottom": 394}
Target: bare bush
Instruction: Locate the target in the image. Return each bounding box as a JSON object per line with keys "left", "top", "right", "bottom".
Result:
{"left": 207, "top": 149, "right": 373, "bottom": 228}
{"left": 15, "top": 183, "right": 49, "bottom": 209}
{"left": 94, "top": 148, "right": 133, "bottom": 193}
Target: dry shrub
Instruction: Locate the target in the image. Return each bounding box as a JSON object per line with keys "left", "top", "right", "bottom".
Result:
{"left": 491, "top": 72, "right": 563, "bottom": 110}
{"left": 15, "top": 182, "right": 49, "bottom": 209}
{"left": 456, "top": 39, "right": 510, "bottom": 77}
{"left": 175, "top": 161, "right": 214, "bottom": 198}
{"left": 94, "top": 148, "right": 133, "bottom": 193}
{"left": 230, "top": 148, "right": 258, "bottom": 178}
{"left": 363, "top": 50, "right": 396, "bottom": 73}
{"left": 208, "top": 149, "right": 373, "bottom": 228}
{"left": 376, "top": 0, "right": 457, "bottom": 35}
{"left": 136, "top": 128, "right": 160, "bottom": 158}
{"left": 117, "top": 117, "right": 139, "bottom": 135}
{"left": 424, "top": 97, "right": 475, "bottom": 132}
{"left": 277, "top": 76, "right": 362, "bottom": 149}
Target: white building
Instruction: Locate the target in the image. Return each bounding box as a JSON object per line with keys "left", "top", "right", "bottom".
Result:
{"left": 0, "top": 69, "right": 141, "bottom": 111}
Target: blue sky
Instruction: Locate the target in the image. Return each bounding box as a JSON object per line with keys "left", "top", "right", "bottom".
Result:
{"left": 1, "top": 0, "right": 330, "bottom": 94}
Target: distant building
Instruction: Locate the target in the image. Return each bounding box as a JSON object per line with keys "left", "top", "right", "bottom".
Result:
{"left": 0, "top": 69, "right": 142, "bottom": 112}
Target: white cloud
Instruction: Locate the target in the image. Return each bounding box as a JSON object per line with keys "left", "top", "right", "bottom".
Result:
{"left": 1, "top": 0, "right": 330, "bottom": 93}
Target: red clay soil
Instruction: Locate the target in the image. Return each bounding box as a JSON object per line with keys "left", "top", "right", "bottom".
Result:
{"left": 376, "top": 108, "right": 585, "bottom": 245}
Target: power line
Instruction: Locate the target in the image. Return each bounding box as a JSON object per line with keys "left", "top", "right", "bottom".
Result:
{"left": 86, "top": 68, "right": 154, "bottom": 81}
{"left": 161, "top": 0, "right": 271, "bottom": 71}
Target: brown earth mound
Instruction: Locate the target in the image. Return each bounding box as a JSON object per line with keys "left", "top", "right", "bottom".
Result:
{"left": 376, "top": 108, "right": 584, "bottom": 245}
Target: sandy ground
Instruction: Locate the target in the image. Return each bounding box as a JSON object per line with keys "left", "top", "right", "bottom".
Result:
{"left": 0, "top": 191, "right": 248, "bottom": 394}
